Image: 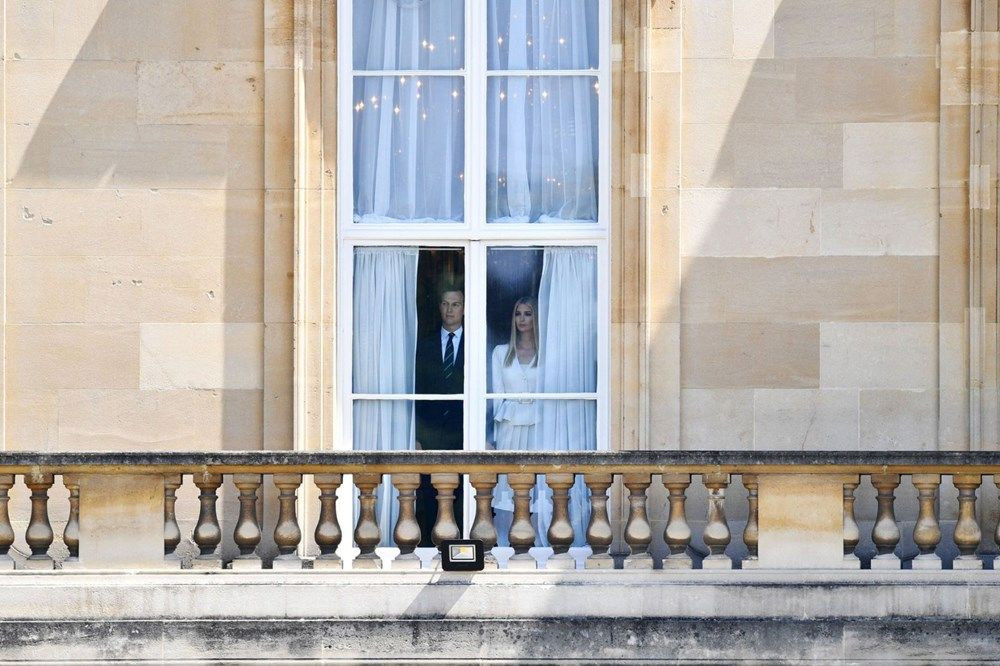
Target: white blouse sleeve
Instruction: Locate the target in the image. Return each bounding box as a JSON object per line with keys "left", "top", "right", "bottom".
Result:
{"left": 491, "top": 345, "right": 507, "bottom": 394}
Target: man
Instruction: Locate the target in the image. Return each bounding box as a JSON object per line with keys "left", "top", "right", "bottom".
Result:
{"left": 414, "top": 286, "right": 465, "bottom": 547}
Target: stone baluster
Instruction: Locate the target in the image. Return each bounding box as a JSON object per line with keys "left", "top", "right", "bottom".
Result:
{"left": 313, "top": 474, "right": 343, "bottom": 569}
{"left": 62, "top": 475, "right": 81, "bottom": 569}
{"left": 702, "top": 473, "right": 732, "bottom": 569}
{"left": 430, "top": 473, "right": 461, "bottom": 548}
{"left": 0, "top": 475, "right": 14, "bottom": 570}
{"left": 163, "top": 475, "right": 183, "bottom": 567}
{"left": 870, "top": 473, "right": 901, "bottom": 569}
{"left": 507, "top": 473, "right": 537, "bottom": 570}
{"left": 24, "top": 473, "right": 55, "bottom": 570}
{"left": 584, "top": 474, "right": 614, "bottom": 569}
{"left": 192, "top": 473, "right": 223, "bottom": 569}
{"left": 995, "top": 476, "right": 1000, "bottom": 570}
{"left": 469, "top": 473, "right": 499, "bottom": 570}
{"left": 231, "top": 474, "right": 263, "bottom": 570}
{"left": 741, "top": 474, "right": 759, "bottom": 569}
{"left": 662, "top": 473, "right": 692, "bottom": 569}
{"left": 546, "top": 473, "right": 577, "bottom": 570}
{"left": 392, "top": 474, "right": 422, "bottom": 570}
{"left": 842, "top": 479, "right": 861, "bottom": 569}
{"left": 353, "top": 473, "right": 382, "bottom": 569}
{"left": 623, "top": 474, "right": 653, "bottom": 569}
{"left": 273, "top": 474, "right": 303, "bottom": 569}
{"left": 911, "top": 474, "right": 942, "bottom": 569}
{"left": 953, "top": 474, "right": 983, "bottom": 569}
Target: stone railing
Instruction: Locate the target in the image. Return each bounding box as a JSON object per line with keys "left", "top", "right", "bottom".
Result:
{"left": 0, "top": 451, "right": 998, "bottom": 571}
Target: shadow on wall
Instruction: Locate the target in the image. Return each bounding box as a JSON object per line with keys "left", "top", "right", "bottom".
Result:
{"left": 670, "top": 0, "right": 941, "bottom": 454}
{"left": 4, "top": 1, "right": 283, "bottom": 563}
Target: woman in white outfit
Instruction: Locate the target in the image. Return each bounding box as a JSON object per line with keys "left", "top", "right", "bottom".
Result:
{"left": 490, "top": 297, "right": 539, "bottom": 539}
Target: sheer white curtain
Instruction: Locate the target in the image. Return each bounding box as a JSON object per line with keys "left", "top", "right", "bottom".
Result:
{"left": 487, "top": 0, "right": 599, "bottom": 224}
{"left": 534, "top": 246, "right": 598, "bottom": 546}
{"left": 353, "top": 0, "right": 465, "bottom": 224}
{"left": 353, "top": 247, "right": 419, "bottom": 542}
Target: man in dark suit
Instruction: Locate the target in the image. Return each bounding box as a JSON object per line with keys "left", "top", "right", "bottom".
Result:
{"left": 414, "top": 286, "right": 465, "bottom": 547}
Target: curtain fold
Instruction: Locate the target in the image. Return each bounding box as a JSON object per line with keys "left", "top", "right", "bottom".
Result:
{"left": 534, "top": 246, "right": 598, "bottom": 546}
{"left": 352, "top": 247, "right": 419, "bottom": 544}
{"left": 486, "top": 0, "right": 600, "bottom": 224}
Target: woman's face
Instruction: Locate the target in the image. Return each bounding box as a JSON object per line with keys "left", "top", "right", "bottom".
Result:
{"left": 514, "top": 304, "right": 534, "bottom": 335}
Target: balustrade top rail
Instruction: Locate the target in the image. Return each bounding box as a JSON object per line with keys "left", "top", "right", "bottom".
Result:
{"left": 2, "top": 450, "right": 1000, "bottom": 475}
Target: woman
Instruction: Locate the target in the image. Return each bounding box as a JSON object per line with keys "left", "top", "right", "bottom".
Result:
{"left": 490, "top": 297, "right": 539, "bottom": 525}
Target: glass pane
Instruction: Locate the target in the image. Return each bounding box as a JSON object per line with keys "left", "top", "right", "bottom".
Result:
{"left": 486, "top": 246, "right": 597, "bottom": 395}
{"left": 354, "top": 0, "right": 464, "bottom": 70}
{"left": 354, "top": 247, "right": 464, "bottom": 394}
{"left": 487, "top": 76, "right": 598, "bottom": 224}
{"left": 354, "top": 76, "right": 464, "bottom": 223}
{"left": 353, "top": 399, "right": 415, "bottom": 450}
{"left": 488, "top": 0, "right": 599, "bottom": 70}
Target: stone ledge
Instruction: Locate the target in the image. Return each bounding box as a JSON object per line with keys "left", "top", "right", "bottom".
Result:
{"left": 0, "top": 617, "right": 998, "bottom": 663}
{"left": 1, "top": 571, "right": 998, "bottom": 622}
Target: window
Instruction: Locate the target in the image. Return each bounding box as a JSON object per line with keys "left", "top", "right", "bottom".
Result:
{"left": 338, "top": 0, "right": 609, "bottom": 542}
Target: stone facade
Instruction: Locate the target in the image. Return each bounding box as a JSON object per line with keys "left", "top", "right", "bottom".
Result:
{"left": 0, "top": 0, "right": 995, "bottom": 558}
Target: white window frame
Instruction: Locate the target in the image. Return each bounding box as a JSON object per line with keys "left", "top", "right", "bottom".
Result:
{"left": 335, "top": 1, "right": 612, "bottom": 541}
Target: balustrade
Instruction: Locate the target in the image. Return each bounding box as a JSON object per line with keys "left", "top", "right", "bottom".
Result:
{"left": 0, "top": 452, "right": 997, "bottom": 573}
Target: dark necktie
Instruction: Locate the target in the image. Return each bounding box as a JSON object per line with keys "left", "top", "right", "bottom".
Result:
{"left": 443, "top": 332, "right": 455, "bottom": 382}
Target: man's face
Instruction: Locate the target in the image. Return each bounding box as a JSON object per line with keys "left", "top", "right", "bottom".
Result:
{"left": 439, "top": 290, "right": 465, "bottom": 332}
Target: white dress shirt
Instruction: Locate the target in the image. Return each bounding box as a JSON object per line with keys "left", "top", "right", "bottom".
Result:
{"left": 440, "top": 326, "right": 463, "bottom": 361}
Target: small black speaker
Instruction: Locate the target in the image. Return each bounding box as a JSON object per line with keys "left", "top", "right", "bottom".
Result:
{"left": 439, "top": 539, "right": 485, "bottom": 572}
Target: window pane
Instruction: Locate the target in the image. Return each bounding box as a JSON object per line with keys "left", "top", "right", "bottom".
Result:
{"left": 353, "top": 247, "right": 464, "bottom": 394}
{"left": 486, "top": 246, "right": 597, "bottom": 395}
{"left": 488, "top": 0, "right": 599, "bottom": 70}
{"left": 354, "top": 399, "right": 415, "bottom": 450}
{"left": 354, "top": 0, "right": 464, "bottom": 70}
{"left": 354, "top": 76, "right": 464, "bottom": 223}
{"left": 487, "top": 76, "right": 598, "bottom": 224}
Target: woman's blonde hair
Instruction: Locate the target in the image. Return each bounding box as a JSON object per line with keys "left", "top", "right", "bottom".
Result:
{"left": 503, "top": 296, "right": 538, "bottom": 367}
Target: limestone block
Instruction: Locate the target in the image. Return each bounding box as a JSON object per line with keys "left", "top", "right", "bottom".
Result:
{"left": 819, "top": 323, "right": 937, "bottom": 389}
{"left": 940, "top": 31, "right": 972, "bottom": 105}
{"left": 138, "top": 61, "right": 264, "bottom": 126}
{"left": 78, "top": 475, "right": 164, "bottom": 570}
{"left": 6, "top": 0, "right": 264, "bottom": 62}
{"left": 647, "top": 188, "right": 680, "bottom": 322}
{"left": 682, "top": 0, "right": 732, "bottom": 58}
{"left": 649, "top": 28, "right": 680, "bottom": 73}
{"left": 843, "top": 122, "right": 938, "bottom": 189}
{"left": 733, "top": 0, "right": 775, "bottom": 59}
{"left": 731, "top": 123, "right": 843, "bottom": 188}
{"left": 6, "top": 188, "right": 264, "bottom": 258}
{"left": 753, "top": 389, "right": 859, "bottom": 451}
{"left": 860, "top": 389, "right": 938, "bottom": 450}
{"left": 7, "top": 124, "right": 263, "bottom": 190}
{"left": 6, "top": 325, "right": 139, "bottom": 390}
{"left": 683, "top": 59, "right": 795, "bottom": 125}
{"left": 895, "top": 256, "right": 938, "bottom": 322}
{"left": 680, "top": 256, "right": 912, "bottom": 323}
{"left": 6, "top": 60, "right": 137, "bottom": 126}
{"left": 941, "top": 0, "right": 972, "bottom": 32}
{"left": 774, "top": 0, "right": 877, "bottom": 58}
{"left": 263, "top": 323, "right": 293, "bottom": 451}
{"left": 55, "top": 389, "right": 263, "bottom": 451}
{"left": 680, "top": 389, "right": 753, "bottom": 451}
{"left": 817, "top": 189, "right": 938, "bottom": 256}
{"left": 4, "top": 390, "right": 59, "bottom": 451}
{"left": 794, "top": 57, "right": 938, "bottom": 123}
{"left": 6, "top": 255, "right": 262, "bottom": 324}
{"left": 647, "top": 322, "right": 680, "bottom": 450}
{"left": 680, "top": 323, "right": 819, "bottom": 389}
{"left": 680, "top": 124, "right": 732, "bottom": 188}
{"left": 874, "top": 0, "right": 940, "bottom": 57}
{"left": 758, "top": 474, "right": 848, "bottom": 569}
{"left": 139, "top": 323, "right": 264, "bottom": 390}
{"left": 264, "top": 69, "right": 295, "bottom": 189}
{"left": 265, "top": 0, "right": 295, "bottom": 69}
{"left": 649, "top": 0, "right": 680, "bottom": 29}
{"left": 230, "top": 558, "right": 263, "bottom": 571}
{"left": 680, "top": 188, "right": 820, "bottom": 257}
{"left": 648, "top": 74, "right": 680, "bottom": 189}
{"left": 264, "top": 189, "right": 294, "bottom": 323}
